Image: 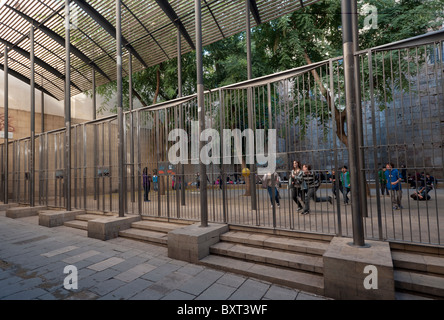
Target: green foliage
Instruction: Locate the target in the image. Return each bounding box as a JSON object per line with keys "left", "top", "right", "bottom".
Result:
{"left": 92, "top": 0, "right": 444, "bottom": 142}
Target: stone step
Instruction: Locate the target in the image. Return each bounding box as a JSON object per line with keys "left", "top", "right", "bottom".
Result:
{"left": 200, "top": 254, "right": 324, "bottom": 296}
{"left": 392, "top": 251, "right": 444, "bottom": 276}
{"left": 64, "top": 220, "right": 88, "bottom": 230}
{"left": 131, "top": 220, "right": 185, "bottom": 233}
{"left": 395, "top": 291, "right": 433, "bottom": 300}
{"left": 220, "top": 231, "right": 329, "bottom": 256}
{"left": 210, "top": 242, "right": 323, "bottom": 274}
{"left": 394, "top": 270, "right": 444, "bottom": 298}
{"left": 75, "top": 214, "right": 111, "bottom": 222}
{"left": 118, "top": 228, "right": 168, "bottom": 246}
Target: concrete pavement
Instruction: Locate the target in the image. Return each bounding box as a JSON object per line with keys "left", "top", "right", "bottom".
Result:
{"left": 0, "top": 211, "right": 329, "bottom": 301}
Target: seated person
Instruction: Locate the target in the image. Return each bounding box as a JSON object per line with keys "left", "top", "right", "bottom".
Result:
{"left": 410, "top": 173, "right": 435, "bottom": 201}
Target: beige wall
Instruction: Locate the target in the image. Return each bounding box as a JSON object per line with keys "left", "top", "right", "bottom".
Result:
{"left": 0, "top": 69, "right": 96, "bottom": 143}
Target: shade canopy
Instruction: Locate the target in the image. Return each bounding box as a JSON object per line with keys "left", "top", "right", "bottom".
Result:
{"left": 0, "top": 0, "right": 320, "bottom": 101}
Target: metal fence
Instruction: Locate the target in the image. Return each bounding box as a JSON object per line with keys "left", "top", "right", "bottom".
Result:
{"left": 1, "top": 31, "right": 443, "bottom": 246}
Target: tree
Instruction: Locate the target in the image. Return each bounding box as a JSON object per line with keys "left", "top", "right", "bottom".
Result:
{"left": 251, "top": 0, "right": 444, "bottom": 146}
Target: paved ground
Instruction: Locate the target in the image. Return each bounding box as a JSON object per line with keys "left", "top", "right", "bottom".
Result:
{"left": 0, "top": 211, "right": 329, "bottom": 303}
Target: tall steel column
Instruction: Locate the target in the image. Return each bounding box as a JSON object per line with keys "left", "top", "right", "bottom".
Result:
{"left": 30, "top": 25, "right": 35, "bottom": 207}
{"left": 352, "top": 0, "right": 368, "bottom": 218}
{"left": 246, "top": 0, "right": 257, "bottom": 212}
{"left": 341, "top": 0, "right": 365, "bottom": 246}
{"left": 129, "top": 53, "right": 135, "bottom": 205}
{"left": 3, "top": 46, "right": 8, "bottom": 204}
{"left": 177, "top": 29, "right": 185, "bottom": 209}
{"left": 65, "top": 0, "right": 71, "bottom": 211}
{"left": 195, "top": 0, "right": 208, "bottom": 227}
{"left": 116, "top": 0, "right": 125, "bottom": 217}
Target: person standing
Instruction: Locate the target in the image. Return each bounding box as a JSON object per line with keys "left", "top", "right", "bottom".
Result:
{"left": 288, "top": 160, "right": 303, "bottom": 212}
{"left": 378, "top": 167, "right": 389, "bottom": 196}
{"left": 263, "top": 171, "right": 280, "bottom": 208}
{"left": 340, "top": 166, "right": 350, "bottom": 204}
{"left": 299, "top": 164, "right": 332, "bottom": 215}
{"left": 152, "top": 171, "right": 158, "bottom": 191}
{"left": 385, "top": 162, "right": 403, "bottom": 210}
{"left": 330, "top": 169, "right": 341, "bottom": 200}
{"left": 143, "top": 167, "right": 151, "bottom": 202}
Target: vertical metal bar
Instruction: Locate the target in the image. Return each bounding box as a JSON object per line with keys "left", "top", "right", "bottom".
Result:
{"left": 65, "top": 0, "right": 71, "bottom": 211}
{"left": 329, "top": 59, "right": 342, "bottom": 236}
{"left": 195, "top": 0, "right": 208, "bottom": 227}
{"left": 54, "top": 134, "right": 58, "bottom": 207}
{"left": 137, "top": 110, "right": 142, "bottom": 214}
{"left": 45, "top": 133, "right": 48, "bottom": 206}
{"left": 38, "top": 134, "right": 42, "bottom": 205}
{"left": 368, "top": 50, "right": 383, "bottom": 240}
{"left": 219, "top": 89, "right": 227, "bottom": 223}
{"left": 129, "top": 53, "right": 135, "bottom": 205}
{"left": 154, "top": 110, "right": 163, "bottom": 217}
{"left": 74, "top": 126, "right": 77, "bottom": 208}
{"left": 116, "top": 0, "right": 124, "bottom": 217}
{"left": 92, "top": 69, "right": 96, "bottom": 120}
{"left": 97, "top": 122, "right": 103, "bottom": 211}
{"left": 123, "top": 113, "right": 128, "bottom": 213}
{"left": 178, "top": 29, "right": 186, "bottom": 207}
{"left": 246, "top": 0, "right": 257, "bottom": 213}
{"left": 108, "top": 121, "right": 113, "bottom": 212}
{"left": 351, "top": 0, "right": 367, "bottom": 219}
{"left": 341, "top": 0, "right": 365, "bottom": 246}
{"left": 83, "top": 124, "right": 87, "bottom": 209}
{"left": 41, "top": 90, "right": 45, "bottom": 133}
{"left": 30, "top": 25, "right": 35, "bottom": 207}
{"left": 3, "top": 46, "right": 8, "bottom": 204}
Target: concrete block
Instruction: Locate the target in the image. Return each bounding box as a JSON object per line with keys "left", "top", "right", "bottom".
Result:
{"left": 323, "top": 237, "right": 395, "bottom": 300}
{"left": 168, "top": 223, "right": 229, "bottom": 263}
{"left": 0, "top": 203, "right": 19, "bottom": 211}
{"left": 38, "top": 209, "right": 85, "bottom": 227}
{"left": 6, "top": 205, "right": 47, "bottom": 219}
{"left": 87, "top": 215, "right": 141, "bottom": 241}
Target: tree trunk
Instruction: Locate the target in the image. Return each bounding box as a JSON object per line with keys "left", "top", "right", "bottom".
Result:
{"left": 303, "top": 51, "right": 348, "bottom": 147}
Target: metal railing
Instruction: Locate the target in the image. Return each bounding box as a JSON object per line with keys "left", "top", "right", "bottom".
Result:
{"left": 1, "top": 30, "right": 443, "bottom": 246}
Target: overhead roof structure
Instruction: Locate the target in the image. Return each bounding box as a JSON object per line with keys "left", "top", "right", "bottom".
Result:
{"left": 0, "top": 0, "right": 320, "bottom": 101}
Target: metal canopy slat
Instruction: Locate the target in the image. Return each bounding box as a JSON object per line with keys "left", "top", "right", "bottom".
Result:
{"left": 0, "top": 0, "right": 319, "bottom": 100}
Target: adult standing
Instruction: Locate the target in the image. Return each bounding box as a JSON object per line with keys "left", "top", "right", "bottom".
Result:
{"left": 288, "top": 160, "right": 303, "bottom": 212}
{"left": 143, "top": 167, "right": 151, "bottom": 202}
{"left": 378, "top": 167, "right": 389, "bottom": 196}
{"left": 385, "top": 162, "right": 403, "bottom": 210}
{"left": 299, "top": 164, "right": 332, "bottom": 215}
{"left": 340, "top": 166, "right": 351, "bottom": 204}
{"left": 263, "top": 172, "right": 280, "bottom": 208}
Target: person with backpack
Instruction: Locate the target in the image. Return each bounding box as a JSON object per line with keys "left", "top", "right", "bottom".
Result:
{"left": 385, "top": 162, "right": 403, "bottom": 210}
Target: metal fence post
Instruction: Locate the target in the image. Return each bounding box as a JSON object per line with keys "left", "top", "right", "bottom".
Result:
{"left": 195, "top": 0, "right": 208, "bottom": 227}
{"left": 341, "top": 0, "right": 365, "bottom": 246}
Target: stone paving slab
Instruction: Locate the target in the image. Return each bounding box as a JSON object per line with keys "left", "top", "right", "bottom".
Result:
{"left": 0, "top": 210, "right": 329, "bottom": 302}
